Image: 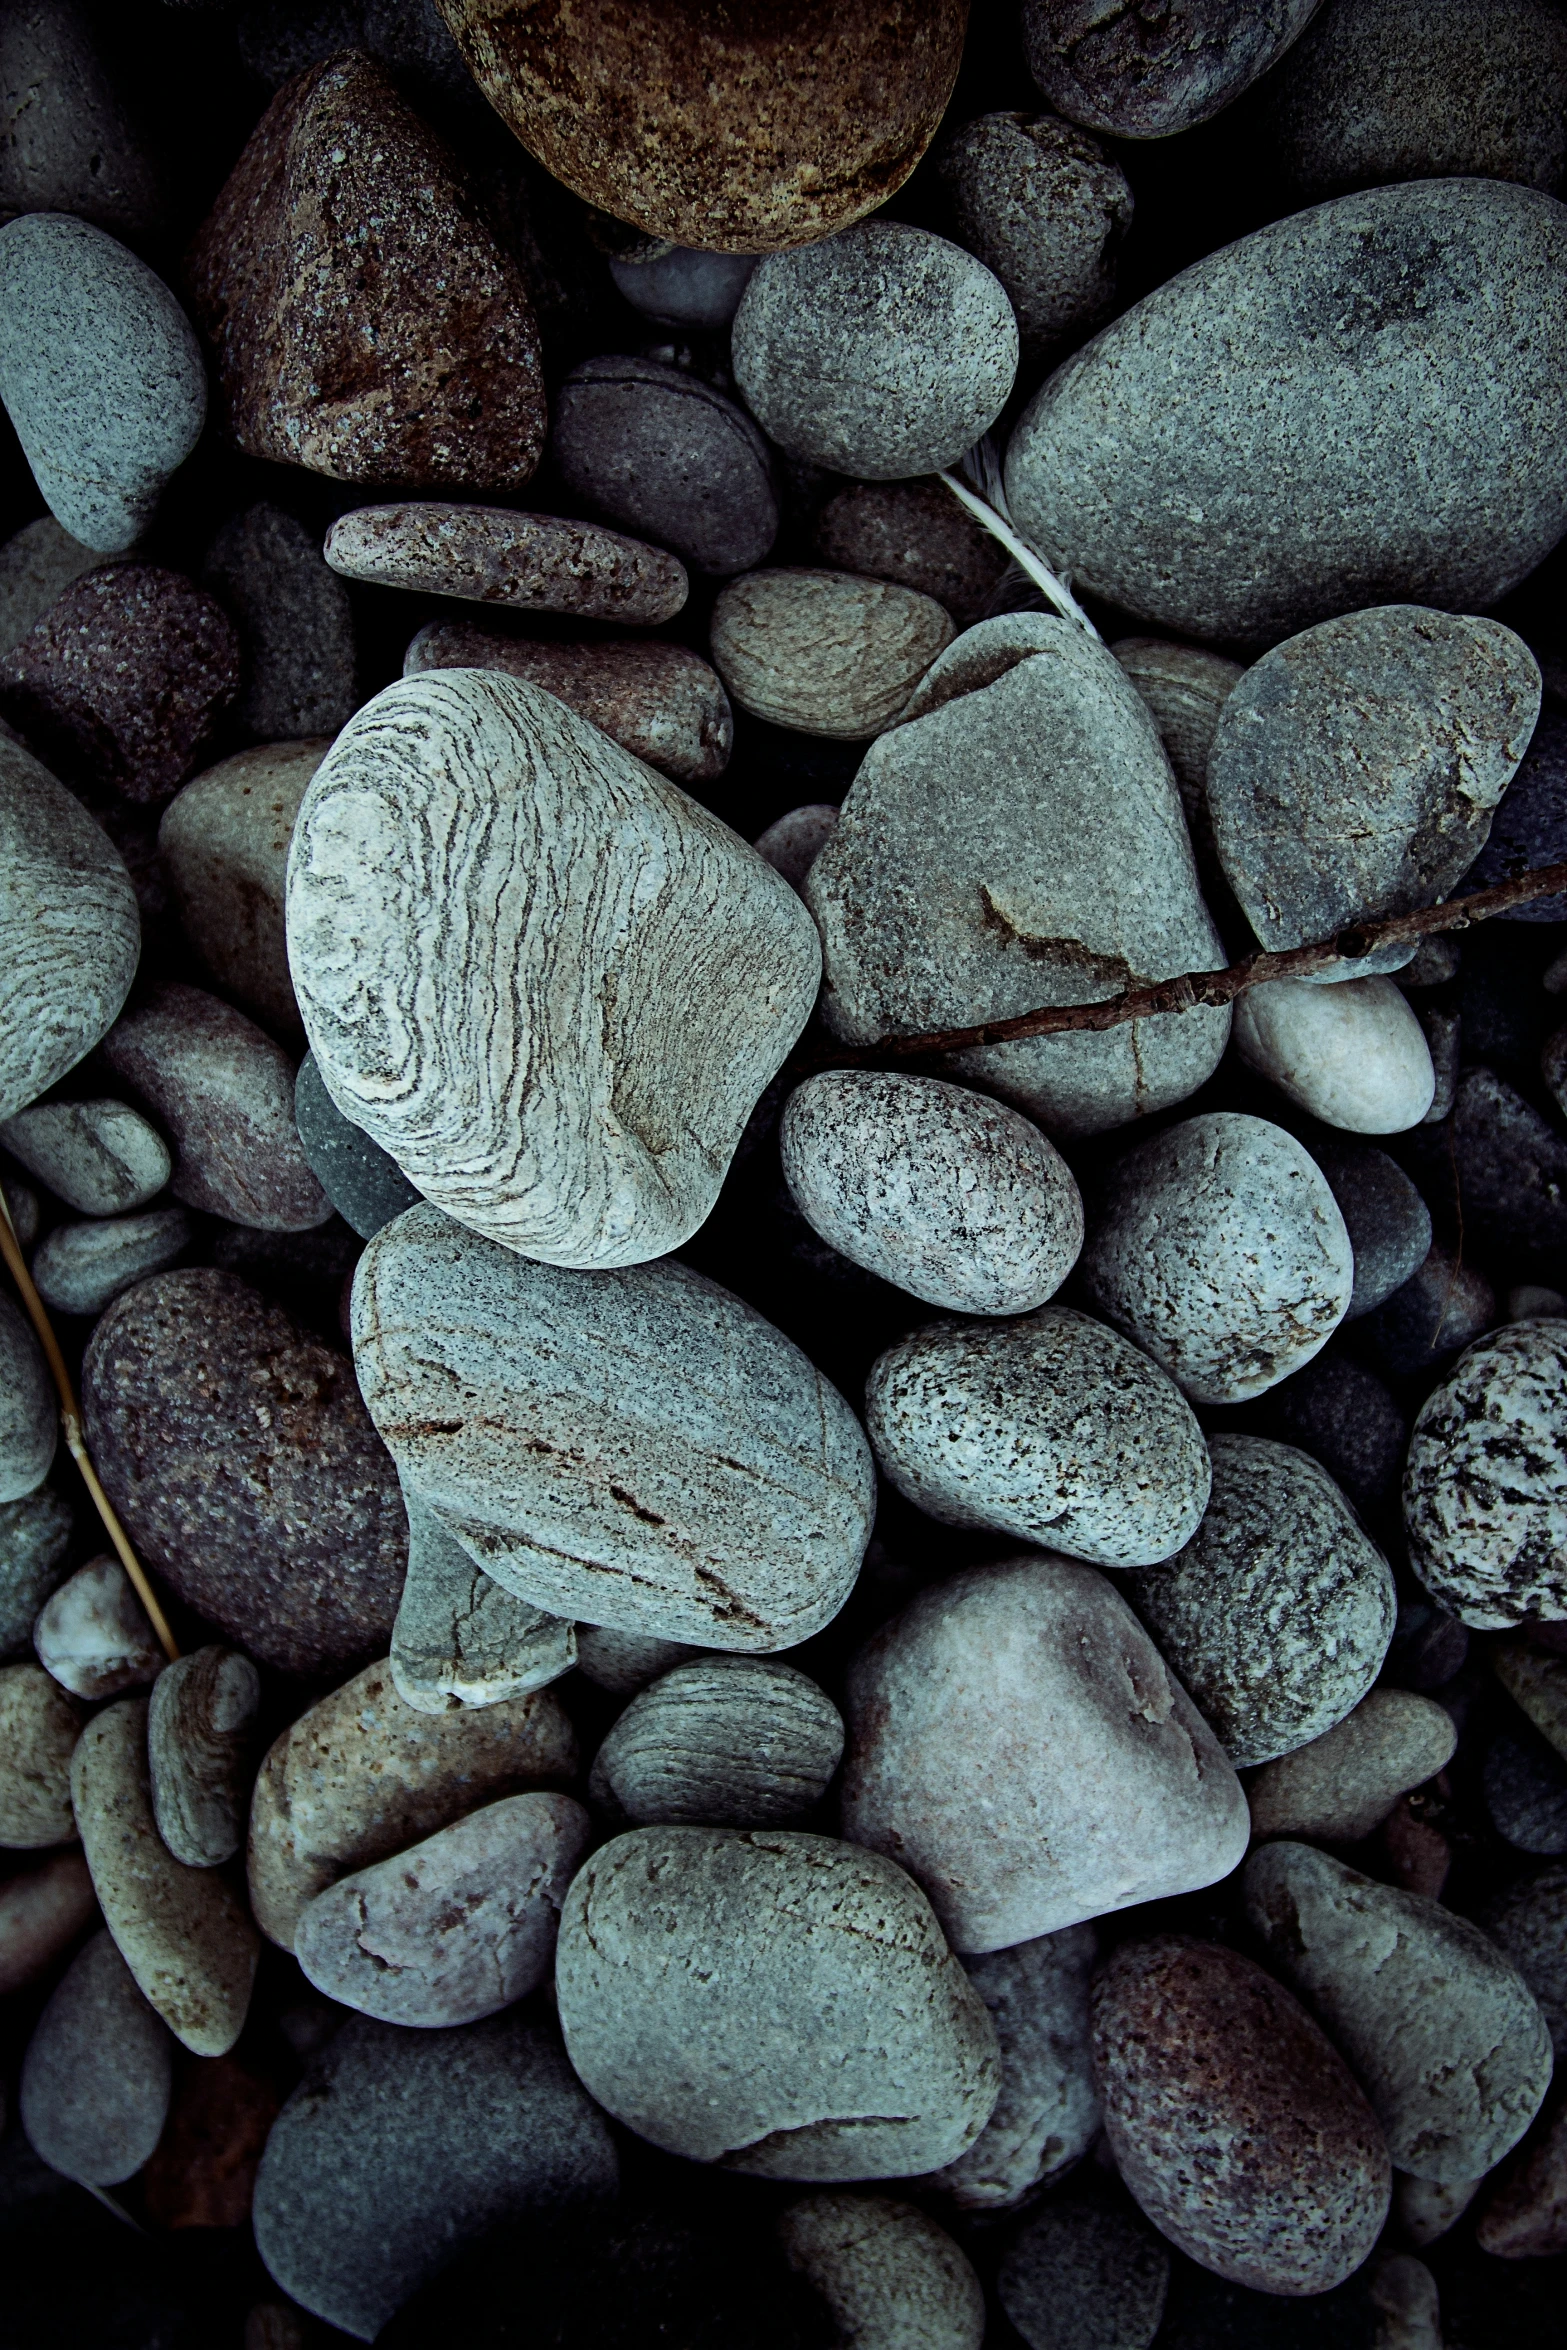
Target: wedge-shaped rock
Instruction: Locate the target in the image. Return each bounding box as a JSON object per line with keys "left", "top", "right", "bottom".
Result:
{"left": 288, "top": 670, "right": 820, "bottom": 1266}
{"left": 391, "top": 1484, "right": 575, "bottom": 1715}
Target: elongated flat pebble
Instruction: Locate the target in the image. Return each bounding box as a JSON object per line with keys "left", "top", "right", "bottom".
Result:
{"left": 0, "top": 1096, "right": 168, "bottom": 1214}
{"left": 1247, "top": 1689, "right": 1457, "bottom": 1842}
{"left": 1404, "top": 1320, "right": 1567, "bottom": 1625}
{"left": 30, "top": 1204, "right": 191, "bottom": 1316}
{"left": 0, "top": 1483, "right": 72, "bottom": 1656}
{"left": 552, "top": 354, "right": 778, "bottom": 577}
{"left": 0, "top": 1289, "right": 54, "bottom": 1502}
{"left": 295, "top": 1790, "right": 590, "bottom": 2027}
{"left": 0, "top": 1662, "right": 83, "bottom": 1845}
{"left": 590, "top": 1657, "right": 843, "bottom": 1826}
{"left": 324, "top": 504, "right": 687, "bottom": 623}
{"left": 0, "top": 1846, "right": 95, "bottom": 1992}
{"left": 930, "top": 1925, "right": 1099, "bottom": 2210}
{"left": 865, "top": 1305, "right": 1209, "bottom": 1568}
{"left": 998, "top": 2199, "right": 1170, "bottom": 2350}
{"left": 391, "top": 1484, "right": 575, "bottom": 1715}
{"left": 158, "top": 741, "right": 329, "bottom": 1038}
{"left": 1233, "top": 976, "right": 1435, "bottom": 1133}
{"left": 19, "top": 1929, "right": 171, "bottom": 2184}
{"left": 147, "top": 1645, "right": 260, "bottom": 1869}
{"left": 33, "top": 1554, "right": 161, "bottom": 1700}
{"left": 711, "top": 569, "right": 954, "bottom": 741}
{"left": 776, "top": 2195, "right": 985, "bottom": 2350}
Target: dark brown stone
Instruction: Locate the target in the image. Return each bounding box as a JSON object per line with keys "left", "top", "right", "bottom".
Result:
{"left": 186, "top": 51, "right": 546, "bottom": 493}
{"left": 325, "top": 503, "right": 687, "bottom": 622}
{"left": 811, "top": 479, "right": 1009, "bottom": 631}
{"left": 1021, "top": 0, "right": 1324, "bottom": 139}
{"left": 81, "top": 1267, "right": 408, "bottom": 1676}
{"left": 0, "top": 565, "right": 240, "bottom": 806}
{"left": 141, "top": 2049, "right": 281, "bottom": 2231}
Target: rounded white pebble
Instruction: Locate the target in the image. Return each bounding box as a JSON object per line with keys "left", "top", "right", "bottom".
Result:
{"left": 1232, "top": 974, "right": 1435, "bottom": 1132}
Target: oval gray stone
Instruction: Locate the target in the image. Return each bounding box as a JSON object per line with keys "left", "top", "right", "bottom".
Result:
{"left": 551, "top": 355, "right": 778, "bottom": 576}
{"left": 323, "top": 504, "right": 688, "bottom": 624}
{"left": 929, "top": 1925, "right": 1100, "bottom": 2210}
{"left": 607, "top": 245, "right": 756, "bottom": 329}
{"left": 147, "top": 1644, "right": 261, "bottom": 1868}
{"left": 0, "top": 1095, "right": 170, "bottom": 1214}
{"left": 1246, "top": 1687, "right": 1458, "bottom": 1842}
{"left": 0, "top": 1660, "right": 83, "bottom": 1846}
{"left": 998, "top": 2199, "right": 1170, "bottom": 2350}
{"left": 0, "top": 0, "right": 170, "bottom": 242}
{"left": 1404, "top": 1319, "right": 1567, "bottom": 1626}
{"left": 30, "top": 1204, "right": 192, "bottom": 1317}
{"left": 1315, "top": 1139, "right": 1433, "bottom": 1319}
{"left": 939, "top": 111, "right": 1131, "bottom": 362}
{"left": 589, "top": 1656, "right": 844, "bottom": 1826}
{"left": 20, "top": 1928, "right": 171, "bottom": 2185}
{"left": 776, "top": 2195, "right": 986, "bottom": 2350}
{"left": 710, "top": 568, "right": 954, "bottom": 741}
{"left": 33, "top": 1553, "right": 162, "bottom": 1700}
{"left": 0, "top": 1846, "right": 96, "bottom": 1994}
{"left": 1021, "top": 0, "right": 1324, "bottom": 138}
{"left": 201, "top": 502, "right": 359, "bottom": 742}
{"left": 392, "top": 1483, "right": 575, "bottom": 1716}
{"left": 1480, "top": 1866, "right": 1567, "bottom": 2057}
{"left": 0, "top": 1482, "right": 72, "bottom": 1657}
{"left": 0, "top": 1289, "right": 53, "bottom": 1502}
{"left": 294, "top": 1050, "right": 421, "bottom": 1241}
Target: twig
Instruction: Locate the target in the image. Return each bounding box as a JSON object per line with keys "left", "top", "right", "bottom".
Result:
{"left": 0, "top": 1187, "right": 178, "bottom": 1662}
{"left": 938, "top": 440, "right": 1101, "bottom": 640}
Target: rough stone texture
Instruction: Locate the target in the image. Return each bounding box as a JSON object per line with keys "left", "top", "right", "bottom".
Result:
{"left": 140, "top": 2044, "right": 281, "bottom": 2232}
{"left": 1234, "top": 976, "right": 1436, "bottom": 1133}
{"left": 0, "top": 1096, "right": 169, "bottom": 1215}
{"left": 148, "top": 1646, "right": 261, "bottom": 1870}
{"left": 780, "top": 1069, "right": 1083, "bottom": 1314}
{"left": 19, "top": 1929, "right": 171, "bottom": 2185}
{"left": 1246, "top": 1840, "right": 1553, "bottom": 2182}
{"left": 31, "top": 1204, "right": 192, "bottom": 1317}
{"left": 1314, "top": 1141, "right": 1433, "bottom": 1320}
{"left": 1485, "top": 1729, "right": 1567, "bottom": 1855}
{"left": 0, "top": 1289, "right": 53, "bottom": 1503}
{"left": 1077, "top": 1112, "right": 1353, "bottom": 1405}
{"left": 928, "top": 1926, "right": 1099, "bottom": 2209}
{"left": 1246, "top": 1689, "right": 1457, "bottom": 1842}
{"left": 0, "top": 0, "right": 170, "bottom": 240}
{"left": 555, "top": 1826, "right": 1001, "bottom": 2178}
{"left": 776, "top": 2195, "right": 985, "bottom": 2350}
{"left": 435, "top": 0, "right": 966, "bottom": 252}
{"left": 811, "top": 480, "right": 1009, "bottom": 634}
{"left": 608, "top": 246, "right": 757, "bottom": 328}
{"left": 1494, "top": 1644, "right": 1567, "bottom": 1763}
{"left": 733, "top": 222, "right": 1016, "bottom": 480}
{"left": 0, "top": 516, "right": 110, "bottom": 654}
{"left": 294, "top": 1790, "right": 590, "bottom": 2026}
{"left": 1476, "top": 2094, "right": 1567, "bottom": 2259}
{"left": 324, "top": 504, "right": 687, "bottom": 623}
{"left": 997, "top": 2200, "right": 1170, "bottom": 2350}
{"left": 573, "top": 1623, "right": 699, "bottom": 1695}
{"left": 711, "top": 568, "right": 955, "bottom": 741}
{"left": 755, "top": 804, "right": 839, "bottom": 892}
{"left": 0, "top": 564, "right": 241, "bottom": 806}
{"left": 1359, "top": 1243, "right": 1496, "bottom": 1381}
{"left": 1004, "top": 181, "right": 1567, "bottom": 646}
{"left": 0, "top": 1663, "right": 83, "bottom": 1845}
{"left": 939, "top": 112, "right": 1131, "bottom": 363}
{"left": 352, "top": 1208, "right": 874, "bottom": 1649}
{"left": 82, "top": 1268, "right": 409, "bottom": 1676}
{"left": 1409, "top": 1066, "right": 1567, "bottom": 1268}
{"left": 187, "top": 53, "right": 546, "bottom": 492}
{"left": 552, "top": 356, "right": 778, "bottom": 578}
{"left": 252, "top": 2010, "right": 619, "bottom": 2341}
{"left": 1123, "top": 1434, "right": 1395, "bottom": 1771}
{"left": 246, "top": 1657, "right": 577, "bottom": 1948}
{"left": 1112, "top": 637, "right": 1245, "bottom": 824}
{"left": 72, "top": 1695, "right": 260, "bottom": 2057}
{"left": 289, "top": 673, "right": 814, "bottom": 1264}
{"left": 1022, "top": 0, "right": 1323, "bottom": 137}
{"left": 590, "top": 1657, "right": 843, "bottom": 1826}
{"left": 201, "top": 505, "right": 359, "bottom": 742}
{"left": 0, "top": 1483, "right": 71, "bottom": 1657}
{"left": 1404, "top": 1320, "right": 1567, "bottom": 1626}
{"left": 0, "top": 735, "right": 138, "bottom": 1121}
{"left": 391, "top": 1483, "right": 575, "bottom": 1714}
{"left": 806, "top": 616, "right": 1231, "bottom": 1135}
{"left": 33, "top": 1554, "right": 162, "bottom": 1700}
{"left": 160, "top": 742, "right": 329, "bottom": 1038}
{"left": 0, "top": 1847, "right": 95, "bottom": 1992}
{"left": 405, "top": 621, "right": 732, "bottom": 784}
{"left": 1091, "top": 1935, "right": 1391, "bottom": 2296}
{"left": 293, "top": 1051, "right": 420, "bottom": 1240}
{"left": 0, "top": 213, "right": 204, "bottom": 553}
{"left": 840, "top": 1557, "right": 1247, "bottom": 1952}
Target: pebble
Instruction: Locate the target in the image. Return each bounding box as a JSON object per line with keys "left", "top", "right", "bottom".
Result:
{"left": 998, "top": 2199, "right": 1170, "bottom": 2350}
{"left": 1495, "top": 1643, "right": 1567, "bottom": 1764}
{"left": 777, "top": 2195, "right": 985, "bottom": 2350}
{"left": 201, "top": 504, "right": 359, "bottom": 741}
{"left": 294, "top": 1790, "right": 591, "bottom": 2026}
{"left": 1476, "top": 2093, "right": 1567, "bottom": 2258}
{"left": 141, "top": 2044, "right": 280, "bottom": 2231}
{"left": 0, "top": 563, "right": 241, "bottom": 805}
{"left": 607, "top": 245, "right": 756, "bottom": 329}
{"left": 81, "top": 1267, "right": 408, "bottom": 1676}
{"left": 1465, "top": 703, "right": 1567, "bottom": 917}
{"left": 1022, "top": 0, "right": 1323, "bottom": 138}
{"left": 1246, "top": 1689, "right": 1458, "bottom": 1842}
{"left": 573, "top": 1623, "right": 700, "bottom": 1695}
{"left": 404, "top": 621, "right": 733, "bottom": 784}
{"left": 711, "top": 569, "right": 953, "bottom": 742}
{"left": 1397, "top": 2172, "right": 1484, "bottom": 2248}
{"left": 1112, "top": 637, "right": 1245, "bottom": 825}
{"left": 1077, "top": 1112, "right": 1352, "bottom": 1404}
{"left": 1245, "top": 1840, "right": 1553, "bottom": 2181}
{"left": 939, "top": 111, "right": 1131, "bottom": 362}
{"left": 323, "top": 504, "right": 687, "bottom": 622}
{"left": 929, "top": 1925, "right": 1100, "bottom": 2209}
{"left": 33, "top": 1554, "right": 162, "bottom": 1701}
{"left": 732, "top": 222, "right": 1017, "bottom": 480}
{"left": 1313, "top": 1141, "right": 1434, "bottom": 1319}
{"left": 1090, "top": 1935, "right": 1390, "bottom": 2295}
{"left": 391, "top": 1484, "right": 576, "bottom": 1715}
{"left": 1232, "top": 976, "right": 1436, "bottom": 1133}
{"left": 159, "top": 742, "right": 329, "bottom": 1039}
{"left": 864, "top": 1305, "right": 1210, "bottom": 1567}
{"left": 807, "top": 616, "right": 1231, "bottom": 1135}
{"left": 1486, "top": 1727, "right": 1567, "bottom": 1853}
{"left": 0, "top": 1291, "right": 53, "bottom": 1503}
{"left": 1479, "top": 1866, "right": 1567, "bottom": 2055}
{"left": 555, "top": 1825, "right": 1001, "bottom": 2177}
{"left": 1410, "top": 1065, "right": 1567, "bottom": 1266}
{"left": 147, "top": 1645, "right": 260, "bottom": 1869}
{"left": 72, "top": 1694, "right": 260, "bottom": 2057}
{"left": 1357, "top": 1242, "right": 1496, "bottom": 1380}
{"left": 0, "top": 213, "right": 204, "bottom": 553}
{"left": 1003, "top": 181, "right": 1567, "bottom": 644}
{"left": 351, "top": 1204, "right": 873, "bottom": 1649}
{"left": 293, "top": 1051, "right": 420, "bottom": 1240}
{"left": 779, "top": 1069, "right": 1083, "bottom": 1314}
{"left": 1368, "top": 2252, "right": 1444, "bottom": 2350}
{"left": 290, "top": 673, "right": 813, "bottom": 1263}
{"left": 18, "top": 1929, "right": 171, "bottom": 2185}
{"left": 0, "top": 0, "right": 170, "bottom": 240}
{"left": 31, "top": 1204, "right": 192, "bottom": 1316}
{"left": 246, "top": 1657, "right": 577, "bottom": 1948}
{"left": 1404, "top": 1319, "right": 1567, "bottom": 1626}
{"left": 811, "top": 479, "right": 1009, "bottom": 632}
{"left": 252, "top": 2010, "right": 619, "bottom": 2340}
{"left": 0, "top": 515, "right": 109, "bottom": 654}
{"left": 0, "top": 1847, "right": 95, "bottom": 1993}
{"left": 589, "top": 1656, "right": 844, "bottom": 1826}
{"left": 551, "top": 355, "right": 778, "bottom": 577}
{"left": 188, "top": 52, "right": 546, "bottom": 492}
{"left": 1123, "top": 1434, "right": 1395, "bottom": 1770}
{"left": 0, "top": 735, "right": 138, "bottom": 1122}
{"left": 0, "top": 1096, "right": 170, "bottom": 1215}
{"left": 754, "top": 804, "right": 840, "bottom": 892}
{"left": 0, "top": 1484, "right": 72, "bottom": 1657}
{"left": 0, "top": 1663, "right": 83, "bottom": 1845}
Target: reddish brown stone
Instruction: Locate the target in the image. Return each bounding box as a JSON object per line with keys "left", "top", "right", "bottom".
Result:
{"left": 811, "top": 479, "right": 1009, "bottom": 630}
{"left": 325, "top": 503, "right": 687, "bottom": 623}
{"left": 142, "top": 2049, "right": 281, "bottom": 2230}
{"left": 186, "top": 52, "right": 546, "bottom": 493}
{"left": 1476, "top": 2093, "right": 1567, "bottom": 2257}
{"left": 0, "top": 565, "right": 240, "bottom": 805}
{"left": 1378, "top": 1790, "right": 1452, "bottom": 1900}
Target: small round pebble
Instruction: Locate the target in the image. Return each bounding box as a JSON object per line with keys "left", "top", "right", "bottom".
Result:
{"left": 754, "top": 804, "right": 840, "bottom": 893}
{"left": 1396, "top": 2172, "right": 1484, "bottom": 2248}
{"left": 1232, "top": 976, "right": 1435, "bottom": 1133}
{"left": 551, "top": 354, "right": 778, "bottom": 577}
{"left": 1313, "top": 1140, "right": 1434, "bottom": 1319}
{"left": 32, "top": 1554, "right": 161, "bottom": 1701}
{"left": 0, "top": 1662, "right": 83, "bottom": 1846}
{"left": 931, "top": 1925, "right": 1100, "bottom": 2209}
{"left": 0, "top": 1289, "right": 54, "bottom": 1502}
{"left": 939, "top": 111, "right": 1131, "bottom": 361}
{"left": 147, "top": 1644, "right": 261, "bottom": 1869}
{"left": 777, "top": 2194, "right": 985, "bottom": 2350}
{"left": 324, "top": 503, "right": 688, "bottom": 623}
{"left": 998, "top": 2199, "right": 1170, "bottom": 2350}
{"left": 1358, "top": 1243, "right": 1496, "bottom": 1380}
{"left": 0, "top": 1847, "right": 96, "bottom": 1993}
{"left": 293, "top": 1050, "right": 420, "bottom": 1240}
{"left": 589, "top": 1657, "right": 843, "bottom": 1827}
{"left": 1404, "top": 1319, "right": 1567, "bottom": 1626}
{"left": 19, "top": 1929, "right": 172, "bottom": 2184}
{"left": 1479, "top": 1865, "right": 1567, "bottom": 2055}
{"left": 0, "top": 1482, "right": 72, "bottom": 1657}
{"left": 1246, "top": 1688, "right": 1457, "bottom": 1842}
{"left": 0, "top": 1095, "right": 170, "bottom": 1215}
{"left": 711, "top": 568, "right": 954, "bottom": 740}
{"left": 30, "top": 1204, "right": 192, "bottom": 1317}
{"left": 811, "top": 479, "right": 1009, "bottom": 631}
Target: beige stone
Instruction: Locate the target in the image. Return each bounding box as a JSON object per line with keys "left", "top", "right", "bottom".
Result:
{"left": 159, "top": 742, "right": 329, "bottom": 1039}
{"left": 711, "top": 568, "right": 953, "bottom": 741}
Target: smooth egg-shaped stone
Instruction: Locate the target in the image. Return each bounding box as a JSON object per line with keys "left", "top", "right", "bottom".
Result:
{"left": 1021, "top": 0, "right": 1325, "bottom": 139}
{"left": 33, "top": 1553, "right": 162, "bottom": 1700}
{"left": 777, "top": 2195, "right": 986, "bottom": 2350}
{"left": 1004, "top": 180, "right": 1567, "bottom": 645}
{"left": 147, "top": 1643, "right": 260, "bottom": 1869}
{"left": 0, "top": 1095, "right": 169, "bottom": 1215}
{"left": 1404, "top": 1320, "right": 1567, "bottom": 1626}
{"left": 589, "top": 1657, "right": 844, "bottom": 1827}
{"left": 30, "top": 1204, "right": 192, "bottom": 1318}
{"left": 551, "top": 356, "right": 778, "bottom": 578}
{"left": 710, "top": 568, "right": 953, "bottom": 741}
{"left": 1235, "top": 975, "right": 1436, "bottom": 1131}
{"left": 1246, "top": 1687, "right": 1458, "bottom": 1843}
{"left": 20, "top": 1928, "right": 172, "bottom": 2185}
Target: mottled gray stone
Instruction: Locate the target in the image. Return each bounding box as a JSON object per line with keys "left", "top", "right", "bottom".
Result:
{"left": 1005, "top": 181, "right": 1567, "bottom": 645}
{"left": 0, "top": 1661, "right": 83, "bottom": 1846}
{"left": 201, "top": 504, "right": 358, "bottom": 741}
{"left": 780, "top": 1070, "right": 1083, "bottom": 1314}
{"left": 1123, "top": 1434, "right": 1394, "bottom": 1770}
{"left": 590, "top": 1656, "right": 843, "bottom": 1826}
{"left": 0, "top": 1290, "right": 53, "bottom": 1502}
{"left": 806, "top": 616, "right": 1230, "bottom": 1136}
{"left": 0, "top": 1096, "right": 170, "bottom": 1215}
{"left": 252, "top": 2011, "right": 619, "bottom": 2341}
{"left": 1111, "top": 637, "right": 1244, "bottom": 828}
{"left": 19, "top": 1929, "right": 171, "bottom": 2185}
{"left": 159, "top": 742, "right": 329, "bottom": 1041}
{"left": 0, "top": 516, "right": 106, "bottom": 654}
{"left": 573, "top": 1623, "right": 699, "bottom": 1695}
{"left": 1021, "top": 0, "right": 1324, "bottom": 138}
{"left": 939, "top": 112, "right": 1131, "bottom": 361}
{"left": 608, "top": 245, "right": 757, "bottom": 328}
{"left": 710, "top": 568, "right": 954, "bottom": 740}
{"left": 1246, "top": 1840, "right": 1552, "bottom": 2181}
{"left": 811, "top": 477, "right": 1009, "bottom": 633}
{"left": 0, "top": 1483, "right": 71, "bottom": 1657}
{"left": 732, "top": 222, "right": 1017, "bottom": 480}
{"left": 776, "top": 2195, "right": 986, "bottom": 2350}
{"left": 1359, "top": 1242, "right": 1496, "bottom": 1381}
{"left": 556, "top": 1826, "right": 1001, "bottom": 2178}
{"left": 1247, "top": 1688, "right": 1457, "bottom": 1842}
{"left": 391, "top": 1484, "right": 575, "bottom": 1715}
{"left": 1404, "top": 1320, "right": 1567, "bottom": 1627}
{"left": 33, "top": 1554, "right": 161, "bottom": 1700}
{"left": 840, "top": 1556, "right": 1247, "bottom": 1952}
{"left": 147, "top": 1645, "right": 260, "bottom": 1869}
{"left": 0, "top": 1846, "right": 95, "bottom": 1993}
{"left": 865, "top": 1305, "right": 1209, "bottom": 1567}
{"left": 352, "top": 1206, "right": 874, "bottom": 1652}
{"left": 1314, "top": 1141, "right": 1433, "bottom": 1319}
{"left": 1077, "top": 1112, "right": 1352, "bottom": 1404}
{"left": 294, "top": 1051, "right": 420, "bottom": 1241}
{"left": 30, "top": 1205, "right": 191, "bottom": 1316}
{"left": 552, "top": 355, "right": 778, "bottom": 577}
{"left": 754, "top": 804, "right": 839, "bottom": 893}
{"left": 929, "top": 1926, "right": 1099, "bottom": 2209}
{"left": 1232, "top": 975, "right": 1437, "bottom": 1133}
{"left": 323, "top": 505, "right": 686, "bottom": 623}
{"left": 1480, "top": 1866, "right": 1567, "bottom": 2055}
{"left": 0, "top": 213, "right": 204, "bottom": 553}
{"left": 998, "top": 2200, "right": 1170, "bottom": 2350}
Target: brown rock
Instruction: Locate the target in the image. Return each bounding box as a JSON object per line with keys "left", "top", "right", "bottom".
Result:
{"left": 811, "top": 479, "right": 1009, "bottom": 633}
{"left": 141, "top": 2049, "right": 281, "bottom": 2231}
{"left": 1475, "top": 2093, "right": 1567, "bottom": 2258}
{"left": 1377, "top": 1791, "right": 1452, "bottom": 1899}
{"left": 102, "top": 982, "right": 330, "bottom": 1231}
{"left": 325, "top": 503, "right": 687, "bottom": 623}
{"left": 81, "top": 1268, "right": 408, "bottom": 1678}
{"left": 710, "top": 568, "right": 954, "bottom": 740}
{"left": 1091, "top": 1936, "right": 1391, "bottom": 2295}
{"left": 0, "top": 1664, "right": 84, "bottom": 1846}
{"left": 187, "top": 53, "right": 546, "bottom": 492}
{"left": 0, "top": 565, "right": 240, "bottom": 805}
{"left": 434, "top": 0, "right": 967, "bottom": 253}
{"left": 0, "top": 1850, "right": 96, "bottom": 1992}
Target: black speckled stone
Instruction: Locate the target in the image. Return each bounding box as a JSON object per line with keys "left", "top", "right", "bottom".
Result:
{"left": 294, "top": 1052, "right": 421, "bottom": 1240}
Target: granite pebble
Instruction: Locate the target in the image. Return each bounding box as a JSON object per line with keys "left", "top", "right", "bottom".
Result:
{"left": 391, "top": 1483, "right": 575, "bottom": 1715}
{"left": 324, "top": 504, "right": 687, "bottom": 623}
{"left": 0, "top": 1096, "right": 170, "bottom": 1216}
{"left": 159, "top": 742, "right": 329, "bottom": 1039}
{"left": 147, "top": 1645, "right": 260, "bottom": 1870}
{"left": 1404, "top": 1318, "right": 1567, "bottom": 1626}
{"left": 777, "top": 2194, "right": 985, "bottom": 2350}
{"left": 33, "top": 1554, "right": 162, "bottom": 1701}
{"left": 30, "top": 1204, "right": 191, "bottom": 1317}
{"left": 998, "top": 2199, "right": 1170, "bottom": 2350}
{"left": 0, "top": 1662, "right": 83, "bottom": 1846}
{"left": 930, "top": 1926, "right": 1100, "bottom": 2210}
{"left": 711, "top": 568, "right": 953, "bottom": 741}
{"left": 589, "top": 1656, "right": 843, "bottom": 1827}
{"left": 1232, "top": 977, "right": 1436, "bottom": 1133}
{"left": 1246, "top": 1689, "right": 1458, "bottom": 1842}
{"left": 939, "top": 111, "right": 1131, "bottom": 362}
{"left": 552, "top": 355, "right": 778, "bottom": 577}
{"left": 201, "top": 504, "right": 359, "bottom": 742}
{"left": 19, "top": 1928, "right": 171, "bottom": 2185}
